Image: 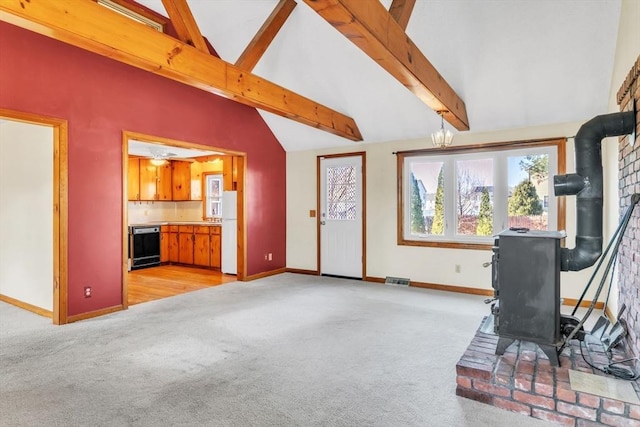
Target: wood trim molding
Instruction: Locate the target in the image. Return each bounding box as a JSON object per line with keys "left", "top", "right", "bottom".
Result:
{"left": 0, "top": 0, "right": 362, "bottom": 142}
{"left": 0, "top": 294, "right": 53, "bottom": 318}
{"left": 66, "top": 304, "right": 124, "bottom": 323}
{"left": 361, "top": 153, "right": 367, "bottom": 280}
{"left": 316, "top": 155, "right": 322, "bottom": 275}
{"left": 396, "top": 137, "right": 567, "bottom": 157}
{"left": 285, "top": 268, "right": 320, "bottom": 275}
{"left": 235, "top": 0, "right": 297, "bottom": 72}
{"left": 235, "top": 155, "right": 247, "bottom": 281}
{"left": 122, "top": 131, "right": 248, "bottom": 291}
{"left": 364, "top": 277, "right": 605, "bottom": 309}
{"left": 0, "top": 108, "right": 68, "bottom": 325}
{"left": 557, "top": 137, "right": 567, "bottom": 232}
{"left": 563, "top": 298, "right": 605, "bottom": 311}
{"left": 122, "top": 132, "right": 130, "bottom": 310}
{"left": 409, "top": 280, "right": 494, "bottom": 297}
{"left": 397, "top": 137, "right": 567, "bottom": 250}
{"left": 245, "top": 267, "right": 286, "bottom": 281}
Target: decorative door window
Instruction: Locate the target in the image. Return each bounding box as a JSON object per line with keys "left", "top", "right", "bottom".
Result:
{"left": 326, "top": 165, "right": 357, "bottom": 220}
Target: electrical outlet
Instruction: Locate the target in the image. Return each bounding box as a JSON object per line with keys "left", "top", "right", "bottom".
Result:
{"left": 264, "top": 254, "right": 268, "bottom": 261}
{"left": 268, "top": 253, "right": 272, "bottom": 261}
{"left": 84, "top": 286, "right": 92, "bottom": 298}
{"left": 455, "top": 265, "right": 461, "bottom": 273}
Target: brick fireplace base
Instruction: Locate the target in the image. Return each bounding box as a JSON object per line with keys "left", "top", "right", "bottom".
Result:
{"left": 456, "top": 318, "right": 640, "bottom": 426}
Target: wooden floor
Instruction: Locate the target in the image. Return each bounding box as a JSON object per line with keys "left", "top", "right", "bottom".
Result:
{"left": 127, "top": 264, "right": 236, "bottom": 306}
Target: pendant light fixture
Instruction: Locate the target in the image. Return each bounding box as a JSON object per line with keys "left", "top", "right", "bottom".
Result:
{"left": 431, "top": 110, "right": 454, "bottom": 148}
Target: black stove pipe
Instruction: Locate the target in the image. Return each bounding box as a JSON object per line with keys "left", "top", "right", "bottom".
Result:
{"left": 554, "top": 111, "right": 635, "bottom": 271}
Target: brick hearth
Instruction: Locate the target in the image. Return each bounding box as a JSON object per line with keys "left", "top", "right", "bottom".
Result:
{"left": 456, "top": 319, "right": 640, "bottom": 426}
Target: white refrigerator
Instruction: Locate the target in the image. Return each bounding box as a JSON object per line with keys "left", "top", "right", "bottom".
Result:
{"left": 221, "top": 191, "right": 237, "bottom": 274}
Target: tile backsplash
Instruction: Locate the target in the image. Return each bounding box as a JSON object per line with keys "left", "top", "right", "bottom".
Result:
{"left": 128, "top": 201, "right": 203, "bottom": 224}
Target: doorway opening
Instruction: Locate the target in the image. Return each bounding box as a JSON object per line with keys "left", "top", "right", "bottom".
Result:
{"left": 122, "top": 131, "right": 246, "bottom": 308}
{"left": 0, "top": 108, "right": 68, "bottom": 324}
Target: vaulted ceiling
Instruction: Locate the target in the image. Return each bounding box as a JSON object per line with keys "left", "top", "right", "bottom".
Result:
{"left": 2, "top": 0, "right": 623, "bottom": 152}
{"left": 136, "top": 0, "right": 622, "bottom": 151}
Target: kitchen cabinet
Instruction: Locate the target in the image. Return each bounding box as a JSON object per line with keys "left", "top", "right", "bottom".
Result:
{"left": 139, "top": 159, "right": 172, "bottom": 201}
{"left": 190, "top": 161, "right": 203, "bottom": 201}
{"left": 169, "top": 225, "right": 180, "bottom": 263}
{"left": 210, "top": 226, "right": 221, "bottom": 268}
{"left": 162, "top": 224, "right": 221, "bottom": 269}
{"left": 172, "top": 161, "right": 191, "bottom": 201}
{"left": 178, "top": 225, "right": 194, "bottom": 264}
{"left": 223, "top": 155, "right": 242, "bottom": 191}
{"left": 128, "top": 158, "right": 140, "bottom": 201}
{"left": 160, "top": 226, "right": 170, "bottom": 263}
{"left": 194, "top": 226, "right": 210, "bottom": 267}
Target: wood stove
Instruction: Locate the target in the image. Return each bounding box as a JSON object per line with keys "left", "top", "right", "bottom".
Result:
{"left": 490, "top": 111, "right": 636, "bottom": 366}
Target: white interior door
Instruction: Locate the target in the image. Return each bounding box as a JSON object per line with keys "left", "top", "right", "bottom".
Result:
{"left": 320, "top": 155, "right": 363, "bottom": 278}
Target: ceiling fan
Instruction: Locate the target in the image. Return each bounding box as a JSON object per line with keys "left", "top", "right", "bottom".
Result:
{"left": 147, "top": 147, "right": 178, "bottom": 165}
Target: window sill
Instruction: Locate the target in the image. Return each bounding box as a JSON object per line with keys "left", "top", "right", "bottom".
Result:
{"left": 398, "top": 238, "right": 493, "bottom": 251}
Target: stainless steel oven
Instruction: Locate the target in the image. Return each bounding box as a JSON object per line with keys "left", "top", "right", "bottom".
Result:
{"left": 129, "top": 225, "right": 161, "bottom": 270}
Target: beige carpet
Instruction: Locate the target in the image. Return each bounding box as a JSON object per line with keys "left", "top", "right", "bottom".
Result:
{"left": 0, "top": 273, "right": 554, "bottom": 426}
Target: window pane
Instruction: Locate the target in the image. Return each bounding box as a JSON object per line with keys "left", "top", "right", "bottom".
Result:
{"left": 205, "top": 175, "right": 222, "bottom": 218}
{"left": 410, "top": 161, "right": 444, "bottom": 235}
{"left": 455, "top": 158, "right": 494, "bottom": 236}
{"left": 508, "top": 154, "right": 549, "bottom": 230}
{"left": 327, "top": 165, "right": 356, "bottom": 220}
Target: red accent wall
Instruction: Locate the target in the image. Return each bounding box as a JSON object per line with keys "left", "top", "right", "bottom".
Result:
{"left": 0, "top": 22, "right": 286, "bottom": 316}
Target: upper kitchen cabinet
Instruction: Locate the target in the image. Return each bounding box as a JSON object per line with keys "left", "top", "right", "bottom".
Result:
{"left": 171, "top": 161, "right": 191, "bottom": 201}
{"left": 223, "top": 155, "right": 243, "bottom": 191}
{"left": 190, "top": 161, "right": 203, "bottom": 201}
{"left": 128, "top": 158, "right": 140, "bottom": 201}
{"left": 139, "top": 159, "right": 171, "bottom": 201}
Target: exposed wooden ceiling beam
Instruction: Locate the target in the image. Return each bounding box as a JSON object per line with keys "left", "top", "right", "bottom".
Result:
{"left": 0, "top": 0, "right": 362, "bottom": 141}
{"left": 388, "top": 0, "right": 415, "bottom": 31}
{"left": 160, "top": 0, "right": 208, "bottom": 53}
{"left": 304, "top": 0, "right": 469, "bottom": 131}
{"left": 235, "top": 0, "right": 297, "bottom": 72}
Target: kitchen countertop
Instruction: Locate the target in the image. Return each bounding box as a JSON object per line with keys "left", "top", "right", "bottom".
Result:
{"left": 129, "top": 221, "right": 221, "bottom": 227}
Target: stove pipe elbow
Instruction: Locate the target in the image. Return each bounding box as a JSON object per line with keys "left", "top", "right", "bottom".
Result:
{"left": 553, "top": 111, "right": 635, "bottom": 272}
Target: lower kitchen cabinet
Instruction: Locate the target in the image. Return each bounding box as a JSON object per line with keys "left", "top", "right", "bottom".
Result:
{"left": 160, "top": 226, "right": 170, "bottom": 263}
{"left": 161, "top": 224, "right": 221, "bottom": 269}
{"left": 169, "top": 225, "right": 180, "bottom": 263}
{"left": 194, "top": 226, "right": 210, "bottom": 267}
{"left": 210, "top": 227, "right": 221, "bottom": 268}
{"left": 178, "top": 226, "right": 194, "bottom": 264}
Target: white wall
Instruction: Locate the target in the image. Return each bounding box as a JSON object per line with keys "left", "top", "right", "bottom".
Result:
{"left": 603, "top": 0, "right": 640, "bottom": 314}
{"left": 287, "top": 120, "right": 613, "bottom": 300}
{"left": 0, "top": 120, "right": 53, "bottom": 311}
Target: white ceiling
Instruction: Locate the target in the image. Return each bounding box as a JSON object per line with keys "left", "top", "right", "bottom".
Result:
{"left": 128, "top": 139, "right": 222, "bottom": 158}
{"left": 135, "top": 0, "right": 622, "bottom": 152}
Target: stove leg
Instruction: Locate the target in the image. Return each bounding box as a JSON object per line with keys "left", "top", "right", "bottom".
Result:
{"left": 496, "top": 337, "right": 515, "bottom": 355}
{"left": 539, "top": 344, "right": 560, "bottom": 366}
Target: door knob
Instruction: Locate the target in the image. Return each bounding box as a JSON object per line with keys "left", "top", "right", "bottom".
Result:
{"left": 320, "top": 221, "right": 326, "bottom": 225}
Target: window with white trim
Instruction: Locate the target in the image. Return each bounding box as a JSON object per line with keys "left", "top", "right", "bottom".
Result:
{"left": 399, "top": 140, "right": 565, "bottom": 248}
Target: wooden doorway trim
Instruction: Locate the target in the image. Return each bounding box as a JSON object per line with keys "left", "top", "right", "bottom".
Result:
{"left": 0, "top": 108, "right": 69, "bottom": 325}
{"left": 122, "top": 131, "right": 247, "bottom": 307}
{"left": 316, "top": 151, "right": 366, "bottom": 278}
